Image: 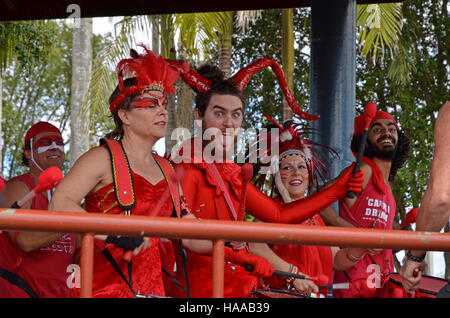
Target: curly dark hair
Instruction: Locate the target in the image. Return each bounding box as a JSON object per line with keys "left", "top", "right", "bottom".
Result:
{"left": 21, "top": 141, "right": 31, "bottom": 167}
{"left": 194, "top": 64, "right": 246, "bottom": 116}
{"left": 351, "top": 129, "right": 410, "bottom": 181}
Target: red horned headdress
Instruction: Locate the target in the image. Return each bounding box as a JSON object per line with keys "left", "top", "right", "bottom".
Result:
{"left": 109, "top": 45, "right": 183, "bottom": 113}
{"left": 165, "top": 58, "right": 319, "bottom": 121}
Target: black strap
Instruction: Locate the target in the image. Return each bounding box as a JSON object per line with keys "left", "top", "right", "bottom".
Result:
{"left": 178, "top": 239, "right": 191, "bottom": 298}
{"left": 161, "top": 265, "right": 188, "bottom": 295}
{"left": 101, "top": 247, "right": 136, "bottom": 296}
{"left": 0, "top": 268, "right": 39, "bottom": 298}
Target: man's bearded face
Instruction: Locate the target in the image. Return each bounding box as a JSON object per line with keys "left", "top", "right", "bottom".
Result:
{"left": 366, "top": 118, "right": 399, "bottom": 160}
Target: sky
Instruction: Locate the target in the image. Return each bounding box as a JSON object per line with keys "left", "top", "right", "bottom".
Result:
{"left": 91, "top": 16, "right": 447, "bottom": 279}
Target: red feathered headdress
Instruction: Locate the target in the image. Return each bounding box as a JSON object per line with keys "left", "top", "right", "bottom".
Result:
{"left": 109, "top": 45, "right": 184, "bottom": 113}
{"left": 165, "top": 58, "right": 319, "bottom": 121}
{"left": 249, "top": 114, "right": 337, "bottom": 197}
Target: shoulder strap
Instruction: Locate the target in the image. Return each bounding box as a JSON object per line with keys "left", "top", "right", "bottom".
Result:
{"left": 100, "top": 138, "right": 136, "bottom": 211}
{"left": 153, "top": 154, "right": 181, "bottom": 218}
{"left": 205, "top": 163, "right": 238, "bottom": 221}
{"left": 0, "top": 268, "right": 39, "bottom": 298}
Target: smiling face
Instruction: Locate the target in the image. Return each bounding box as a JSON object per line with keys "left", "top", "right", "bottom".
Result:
{"left": 279, "top": 153, "right": 310, "bottom": 201}
{"left": 25, "top": 131, "right": 65, "bottom": 171}
{"left": 195, "top": 93, "right": 244, "bottom": 155}
{"left": 119, "top": 91, "right": 168, "bottom": 141}
{"left": 367, "top": 118, "right": 398, "bottom": 159}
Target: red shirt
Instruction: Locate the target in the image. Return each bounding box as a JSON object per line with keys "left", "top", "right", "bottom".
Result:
{"left": 0, "top": 174, "right": 76, "bottom": 298}
{"left": 264, "top": 212, "right": 333, "bottom": 297}
{"left": 333, "top": 160, "right": 396, "bottom": 298}
{"left": 174, "top": 161, "right": 259, "bottom": 298}
{"left": 70, "top": 169, "right": 174, "bottom": 298}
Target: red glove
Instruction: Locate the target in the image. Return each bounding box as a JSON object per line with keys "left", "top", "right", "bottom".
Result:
{"left": 335, "top": 163, "right": 365, "bottom": 196}
{"left": 224, "top": 247, "right": 274, "bottom": 277}
{"left": 246, "top": 163, "right": 364, "bottom": 224}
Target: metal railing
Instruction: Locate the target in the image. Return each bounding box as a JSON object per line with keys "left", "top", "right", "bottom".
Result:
{"left": 1, "top": 208, "right": 450, "bottom": 297}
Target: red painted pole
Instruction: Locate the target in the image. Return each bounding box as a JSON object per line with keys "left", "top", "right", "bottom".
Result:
{"left": 0, "top": 209, "right": 449, "bottom": 252}
{"left": 80, "top": 233, "right": 94, "bottom": 298}
{"left": 212, "top": 239, "right": 225, "bottom": 298}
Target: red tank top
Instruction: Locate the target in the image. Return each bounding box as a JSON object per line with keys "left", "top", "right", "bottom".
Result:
{"left": 70, "top": 169, "right": 173, "bottom": 298}
{"left": 333, "top": 164, "right": 396, "bottom": 298}
{"left": 0, "top": 174, "right": 76, "bottom": 298}
{"left": 264, "top": 213, "right": 334, "bottom": 297}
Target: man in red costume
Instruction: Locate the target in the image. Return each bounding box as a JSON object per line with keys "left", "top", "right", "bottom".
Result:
{"left": 0, "top": 121, "right": 77, "bottom": 298}
{"left": 168, "top": 59, "right": 365, "bottom": 298}
{"left": 321, "top": 108, "right": 411, "bottom": 298}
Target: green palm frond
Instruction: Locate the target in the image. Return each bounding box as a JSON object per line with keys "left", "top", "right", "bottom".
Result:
{"left": 357, "top": 3, "right": 403, "bottom": 64}
{"left": 173, "top": 11, "right": 233, "bottom": 61}
{"left": 83, "top": 15, "right": 153, "bottom": 116}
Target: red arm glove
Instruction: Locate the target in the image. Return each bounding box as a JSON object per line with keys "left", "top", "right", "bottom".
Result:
{"left": 224, "top": 247, "right": 274, "bottom": 278}
{"left": 246, "top": 163, "right": 364, "bottom": 224}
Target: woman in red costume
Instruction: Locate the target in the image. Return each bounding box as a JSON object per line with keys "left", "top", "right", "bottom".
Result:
{"left": 249, "top": 119, "right": 377, "bottom": 298}
{"left": 166, "top": 59, "right": 365, "bottom": 298}
{"left": 50, "top": 47, "right": 201, "bottom": 298}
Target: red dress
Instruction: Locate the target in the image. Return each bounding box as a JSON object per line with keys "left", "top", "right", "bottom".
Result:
{"left": 333, "top": 158, "right": 395, "bottom": 298}
{"left": 263, "top": 212, "right": 333, "bottom": 297}
{"left": 71, "top": 170, "right": 173, "bottom": 298}
{"left": 175, "top": 161, "right": 258, "bottom": 298}
{"left": 0, "top": 174, "right": 76, "bottom": 298}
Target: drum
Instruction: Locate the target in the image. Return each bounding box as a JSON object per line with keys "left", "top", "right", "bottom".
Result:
{"left": 252, "top": 288, "right": 322, "bottom": 298}
{"left": 383, "top": 273, "right": 449, "bottom": 298}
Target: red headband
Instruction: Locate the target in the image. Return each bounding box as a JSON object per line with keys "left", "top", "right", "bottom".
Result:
{"left": 109, "top": 45, "right": 182, "bottom": 114}
{"left": 354, "top": 110, "right": 399, "bottom": 136}
{"left": 25, "top": 121, "right": 61, "bottom": 146}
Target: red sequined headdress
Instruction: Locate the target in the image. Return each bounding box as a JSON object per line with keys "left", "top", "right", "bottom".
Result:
{"left": 165, "top": 58, "right": 319, "bottom": 121}
{"left": 109, "top": 45, "right": 183, "bottom": 113}
{"left": 250, "top": 114, "right": 337, "bottom": 201}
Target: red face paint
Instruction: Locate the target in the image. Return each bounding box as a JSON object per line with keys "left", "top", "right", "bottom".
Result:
{"left": 132, "top": 94, "right": 167, "bottom": 109}
{"left": 34, "top": 136, "right": 64, "bottom": 149}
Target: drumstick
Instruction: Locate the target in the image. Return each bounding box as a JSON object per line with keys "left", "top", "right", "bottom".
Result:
{"left": 10, "top": 166, "right": 63, "bottom": 208}
{"left": 318, "top": 282, "right": 349, "bottom": 290}
{"left": 348, "top": 102, "right": 377, "bottom": 198}
{"left": 245, "top": 264, "right": 328, "bottom": 285}
{"left": 400, "top": 208, "right": 419, "bottom": 230}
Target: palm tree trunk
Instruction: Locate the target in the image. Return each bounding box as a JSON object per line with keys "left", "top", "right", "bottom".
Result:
{"left": 160, "top": 15, "right": 179, "bottom": 155}
{"left": 281, "top": 8, "right": 294, "bottom": 122}
{"left": 0, "top": 70, "right": 3, "bottom": 172}
{"left": 152, "top": 15, "right": 160, "bottom": 54}
{"left": 219, "top": 13, "right": 234, "bottom": 79}
{"left": 69, "top": 18, "right": 93, "bottom": 167}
